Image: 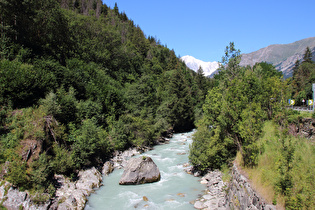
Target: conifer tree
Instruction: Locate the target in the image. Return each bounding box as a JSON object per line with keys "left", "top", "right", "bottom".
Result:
{"left": 303, "top": 47, "right": 313, "bottom": 63}
{"left": 292, "top": 59, "right": 300, "bottom": 79}
{"left": 114, "top": 2, "right": 119, "bottom": 15}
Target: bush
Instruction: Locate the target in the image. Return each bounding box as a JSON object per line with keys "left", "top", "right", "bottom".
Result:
{"left": 50, "top": 144, "right": 74, "bottom": 174}
{"left": 40, "top": 92, "right": 60, "bottom": 117}
{"left": 6, "top": 160, "right": 29, "bottom": 189}
{"left": 71, "top": 119, "right": 111, "bottom": 169}
{"left": 76, "top": 99, "right": 103, "bottom": 122}
{"left": 30, "top": 152, "right": 52, "bottom": 189}
{"left": 189, "top": 123, "right": 235, "bottom": 172}
{"left": 0, "top": 59, "right": 55, "bottom": 108}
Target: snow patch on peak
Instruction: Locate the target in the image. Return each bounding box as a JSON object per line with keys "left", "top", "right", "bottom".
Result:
{"left": 180, "top": 55, "right": 219, "bottom": 76}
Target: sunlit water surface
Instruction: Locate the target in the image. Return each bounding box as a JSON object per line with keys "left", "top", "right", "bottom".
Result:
{"left": 85, "top": 130, "right": 205, "bottom": 210}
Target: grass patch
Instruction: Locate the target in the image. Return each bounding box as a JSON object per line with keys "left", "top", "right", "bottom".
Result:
{"left": 236, "top": 120, "right": 315, "bottom": 209}
{"left": 221, "top": 164, "right": 231, "bottom": 183}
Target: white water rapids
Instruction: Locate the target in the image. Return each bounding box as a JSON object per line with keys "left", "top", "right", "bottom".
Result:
{"left": 85, "top": 130, "right": 205, "bottom": 210}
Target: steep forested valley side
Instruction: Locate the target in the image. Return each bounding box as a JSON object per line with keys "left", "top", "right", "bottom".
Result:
{"left": 0, "top": 0, "right": 210, "bottom": 201}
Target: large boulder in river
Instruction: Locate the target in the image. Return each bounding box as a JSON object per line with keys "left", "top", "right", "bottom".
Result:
{"left": 119, "top": 156, "right": 160, "bottom": 185}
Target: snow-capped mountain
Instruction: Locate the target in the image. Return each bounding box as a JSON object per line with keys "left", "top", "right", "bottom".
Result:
{"left": 180, "top": 55, "right": 219, "bottom": 77}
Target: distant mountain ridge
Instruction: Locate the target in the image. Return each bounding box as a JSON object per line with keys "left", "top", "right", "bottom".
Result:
{"left": 182, "top": 37, "right": 315, "bottom": 78}
{"left": 240, "top": 37, "right": 315, "bottom": 78}
{"left": 180, "top": 55, "right": 219, "bottom": 76}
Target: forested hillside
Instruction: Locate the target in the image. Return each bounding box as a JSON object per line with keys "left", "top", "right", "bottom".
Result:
{"left": 0, "top": 0, "right": 210, "bottom": 198}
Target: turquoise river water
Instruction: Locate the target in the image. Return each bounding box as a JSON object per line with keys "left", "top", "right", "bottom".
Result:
{"left": 85, "top": 130, "right": 206, "bottom": 210}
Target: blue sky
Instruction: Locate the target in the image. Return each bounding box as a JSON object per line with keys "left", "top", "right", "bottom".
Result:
{"left": 102, "top": 0, "right": 315, "bottom": 62}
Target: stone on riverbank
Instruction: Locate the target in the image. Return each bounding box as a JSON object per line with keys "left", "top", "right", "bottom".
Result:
{"left": 0, "top": 181, "right": 51, "bottom": 210}
{"left": 112, "top": 148, "right": 140, "bottom": 169}
{"left": 193, "top": 170, "right": 227, "bottom": 210}
{"left": 102, "top": 161, "right": 114, "bottom": 175}
{"left": 55, "top": 167, "right": 102, "bottom": 209}
{"left": 119, "top": 156, "right": 160, "bottom": 185}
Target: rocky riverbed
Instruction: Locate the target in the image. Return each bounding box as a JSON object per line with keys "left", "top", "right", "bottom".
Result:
{"left": 0, "top": 148, "right": 141, "bottom": 210}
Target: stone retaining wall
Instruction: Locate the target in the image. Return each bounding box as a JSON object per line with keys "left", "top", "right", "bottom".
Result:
{"left": 225, "top": 164, "right": 276, "bottom": 210}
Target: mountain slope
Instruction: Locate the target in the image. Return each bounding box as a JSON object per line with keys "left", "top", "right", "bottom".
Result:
{"left": 240, "top": 37, "right": 315, "bottom": 78}
{"left": 180, "top": 55, "right": 219, "bottom": 76}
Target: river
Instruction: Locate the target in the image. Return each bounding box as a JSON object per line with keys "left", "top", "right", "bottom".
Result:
{"left": 85, "top": 130, "right": 206, "bottom": 210}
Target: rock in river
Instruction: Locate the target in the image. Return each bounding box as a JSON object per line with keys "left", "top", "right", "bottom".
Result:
{"left": 119, "top": 156, "right": 161, "bottom": 185}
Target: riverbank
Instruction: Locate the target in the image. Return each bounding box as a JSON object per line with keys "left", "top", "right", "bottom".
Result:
{"left": 0, "top": 127, "right": 173, "bottom": 209}
{"left": 0, "top": 147, "right": 144, "bottom": 209}
{"left": 192, "top": 170, "right": 227, "bottom": 209}
{"left": 189, "top": 163, "right": 277, "bottom": 210}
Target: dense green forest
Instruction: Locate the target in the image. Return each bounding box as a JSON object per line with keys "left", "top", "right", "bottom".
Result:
{"left": 189, "top": 43, "right": 314, "bottom": 208}
{"left": 0, "top": 0, "right": 210, "bottom": 198}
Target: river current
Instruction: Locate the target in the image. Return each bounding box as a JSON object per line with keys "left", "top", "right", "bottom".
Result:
{"left": 85, "top": 130, "right": 205, "bottom": 210}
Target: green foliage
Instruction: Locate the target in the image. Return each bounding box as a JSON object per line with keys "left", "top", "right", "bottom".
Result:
{"left": 190, "top": 43, "right": 287, "bottom": 171}
{"left": 71, "top": 118, "right": 110, "bottom": 168}
{"left": 40, "top": 92, "right": 60, "bottom": 117}
{"left": 107, "top": 114, "right": 155, "bottom": 150}
{"left": 0, "top": 0, "right": 72, "bottom": 61}
{"left": 158, "top": 67, "right": 195, "bottom": 132}
{"left": 238, "top": 103, "right": 264, "bottom": 166}
{"left": 0, "top": 59, "right": 53, "bottom": 108}
{"left": 291, "top": 47, "right": 315, "bottom": 105}
{"left": 76, "top": 99, "right": 103, "bottom": 122}
{"left": 6, "top": 160, "right": 29, "bottom": 189}
{"left": 30, "top": 191, "right": 51, "bottom": 205}
{"left": 50, "top": 144, "right": 74, "bottom": 175}
{"left": 30, "top": 152, "right": 52, "bottom": 190}
{"left": 302, "top": 47, "right": 313, "bottom": 64}
{"left": 246, "top": 121, "right": 315, "bottom": 209}
{"left": 189, "top": 123, "right": 234, "bottom": 171}
{"left": 55, "top": 87, "right": 78, "bottom": 125}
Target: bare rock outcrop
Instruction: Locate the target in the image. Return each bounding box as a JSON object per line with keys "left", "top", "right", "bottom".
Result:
{"left": 0, "top": 181, "right": 50, "bottom": 210}
{"left": 54, "top": 167, "right": 102, "bottom": 209}
{"left": 119, "top": 156, "right": 160, "bottom": 185}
